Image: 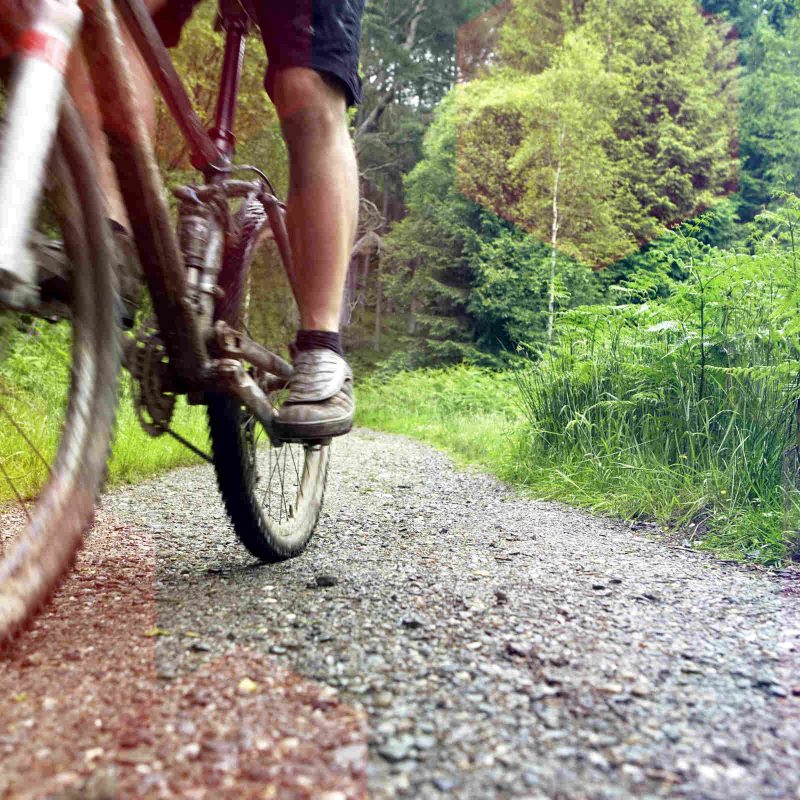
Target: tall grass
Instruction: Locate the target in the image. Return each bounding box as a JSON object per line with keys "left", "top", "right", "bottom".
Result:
{"left": 357, "top": 365, "right": 522, "bottom": 468}
{"left": 359, "top": 229, "right": 800, "bottom": 566}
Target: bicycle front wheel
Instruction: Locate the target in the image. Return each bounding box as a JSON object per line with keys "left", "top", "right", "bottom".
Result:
{"left": 0, "top": 98, "right": 120, "bottom": 640}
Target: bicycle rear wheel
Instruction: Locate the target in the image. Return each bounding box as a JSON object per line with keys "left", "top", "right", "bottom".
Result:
{"left": 0, "top": 98, "right": 120, "bottom": 640}
{"left": 207, "top": 196, "right": 329, "bottom": 561}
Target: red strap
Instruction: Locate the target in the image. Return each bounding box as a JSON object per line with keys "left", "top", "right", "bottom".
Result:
{"left": 17, "top": 29, "right": 70, "bottom": 73}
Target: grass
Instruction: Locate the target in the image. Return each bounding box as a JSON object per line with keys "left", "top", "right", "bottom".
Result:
{"left": 356, "top": 364, "right": 799, "bottom": 567}
{"left": 2, "top": 252, "right": 797, "bottom": 568}
{"left": 0, "top": 319, "right": 209, "bottom": 504}
{"left": 356, "top": 365, "right": 523, "bottom": 470}
{"left": 108, "top": 384, "right": 209, "bottom": 484}
{"left": 356, "top": 234, "right": 800, "bottom": 567}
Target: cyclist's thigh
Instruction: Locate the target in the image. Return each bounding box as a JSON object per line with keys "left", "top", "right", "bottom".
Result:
{"left": 253, "top": 0, "right": 365, "bottom": 109}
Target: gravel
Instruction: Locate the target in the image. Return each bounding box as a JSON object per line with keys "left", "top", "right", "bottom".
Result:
{"left": 11, "top": 428, "right": 800, "bottom": 798}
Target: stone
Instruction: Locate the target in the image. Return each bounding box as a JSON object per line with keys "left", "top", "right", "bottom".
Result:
{"left": 378, "top": 735, "right": 415, "bottom": 763}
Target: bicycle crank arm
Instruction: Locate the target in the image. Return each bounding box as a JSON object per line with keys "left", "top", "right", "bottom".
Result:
{"left": 212, "top": 358, "right": 279, "bottom": 435}
{"left": 0, "top": 0, "right": 83, "bottom": 309}
{"left": 214, "top": 321, "right": 293, "bottom": 380}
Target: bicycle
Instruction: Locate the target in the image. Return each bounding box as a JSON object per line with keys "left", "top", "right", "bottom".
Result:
{"left": 0, "top": 0, "right": 331, "bottom": 640}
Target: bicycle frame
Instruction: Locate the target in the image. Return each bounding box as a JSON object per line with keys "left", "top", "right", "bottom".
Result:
{"left": 0, "top": 0, "right": 296, "bottom": 428}
{"left": 86, "top": 0, "right": 296, "bottom": 387}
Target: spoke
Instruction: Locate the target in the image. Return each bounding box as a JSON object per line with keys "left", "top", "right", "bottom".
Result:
{"left": 263, "top": 444, "right": 283, "bottom": 512}
{"left": 0, "top": 402, "right": 51, "bottom": 474}
{"left": 0, "top": 459, "right": 32, "bottom": 523}
{"left": 288, "top": 444, "right": 301, "bottom": 495}
{"left": 278, "top": 445, "right": 290, "bottom": 523}
{"left": 262, "top": 446, "right": 273, "bottom": 509}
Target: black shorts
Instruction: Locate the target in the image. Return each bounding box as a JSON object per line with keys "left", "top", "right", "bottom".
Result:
{"left": 153, "top": 0, "right": 365, "bottom": 106}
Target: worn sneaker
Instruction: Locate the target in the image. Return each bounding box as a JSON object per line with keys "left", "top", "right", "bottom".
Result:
{"left": 272, "top": 348, "right": 354, "bottom": 441}
{"left": 32, "top": 223, "right": 142, "bottom": 327}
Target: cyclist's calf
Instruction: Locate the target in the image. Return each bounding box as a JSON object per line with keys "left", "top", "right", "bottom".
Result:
{"left": 66, "top": 0, "right": 167, "bottom": 228}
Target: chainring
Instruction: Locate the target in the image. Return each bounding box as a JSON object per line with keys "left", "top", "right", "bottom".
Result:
{"left": 124, "top": 322, "right": 176, "bottom": 437}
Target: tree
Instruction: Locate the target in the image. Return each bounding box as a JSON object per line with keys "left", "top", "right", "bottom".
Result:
{"left": 737, "top": 14, "right": 800, "bottom": 218}
{"left": 382, "top": 94, "right": 485, "bottom": 364}
{"left": 383, "top": 90, "right": 603, "bottom": 363}
{"left": 457, "top": 32, "right": 637, "bottom": 337}
{"left": 581, "top": 0, "right": 739, "bottom": 235}
{"left": 496, "top": 0, "right": 584, "bottom": 74}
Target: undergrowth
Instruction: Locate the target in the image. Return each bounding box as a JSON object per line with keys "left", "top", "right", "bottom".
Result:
{"left": 358, "top": 226, "right": 800, "bottom": 567}
{"left": 0, "top": 318, "right": 208, "bottom": 503}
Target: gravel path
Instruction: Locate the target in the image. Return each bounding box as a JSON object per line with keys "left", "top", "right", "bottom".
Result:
{"left": 4, "top": 429, "right": 799, "bottom": 799}
{"left": 95, "top": 429, "right": 800, "bottom": 800}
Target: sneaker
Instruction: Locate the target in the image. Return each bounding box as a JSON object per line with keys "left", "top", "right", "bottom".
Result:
{"left": 272, "top": 348, "right": 354, "bottom": 441}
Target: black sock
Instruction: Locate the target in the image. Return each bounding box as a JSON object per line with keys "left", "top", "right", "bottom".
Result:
{"left": 295, "top": 329, "right": 344, "bottom": 357}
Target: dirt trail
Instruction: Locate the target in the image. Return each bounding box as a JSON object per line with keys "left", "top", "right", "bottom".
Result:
{"left": 2, "top": 429, "right": 799, "bottom": 799}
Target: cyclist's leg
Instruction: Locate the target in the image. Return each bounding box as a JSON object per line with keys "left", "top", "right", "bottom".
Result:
{"left": 254, "top": 2, "right": 364, "bottom": 439}
{"left": 258, "top": 1, "right": 364, "bottom": 336}
{"left": 66, "top": 0, "right": 166, "bottom": 228}
{"left": 270, "top": 67, "right": 358, "bottom": 333}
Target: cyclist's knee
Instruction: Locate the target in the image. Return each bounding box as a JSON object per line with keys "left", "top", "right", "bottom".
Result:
{"left": 271, "top": 67, "right": 346, "bottom": 134}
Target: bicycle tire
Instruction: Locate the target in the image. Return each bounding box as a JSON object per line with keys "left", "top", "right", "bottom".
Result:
{"left": 207, "top": 196, "right": 329, "bottom": 562}
{"left": 0, "top": 97, "right": 120, "bottom": 641}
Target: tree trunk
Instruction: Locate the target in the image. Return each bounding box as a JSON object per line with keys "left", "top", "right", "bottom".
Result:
{"left": 547, "top": 128, "right": 564, "bottom": 347}
{"left": 340, "top": 256, "right": 357, "bottom": 329}
{"left": 374, "top": 255, "right": 382, "bottom": 350}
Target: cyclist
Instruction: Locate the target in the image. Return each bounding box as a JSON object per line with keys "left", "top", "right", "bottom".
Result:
{"left": 67, "top": 0, "right": 362, "bottom": 440}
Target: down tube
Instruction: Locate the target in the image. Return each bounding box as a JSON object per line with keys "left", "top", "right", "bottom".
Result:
{"left": 80, "top": 0, "right": 208, "bottom": 382}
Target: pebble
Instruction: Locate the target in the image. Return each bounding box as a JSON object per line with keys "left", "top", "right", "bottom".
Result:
{"left": 378, "top": 735, "right": 415, "bottom": 763}
{"left": 414, "top": 734, "right": 437, "bottom": 750}
{"left": 432, "top": 776, "right": 460, "bottom": 791}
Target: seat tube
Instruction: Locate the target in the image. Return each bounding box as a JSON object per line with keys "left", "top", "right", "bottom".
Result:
{"left": 0, "top": 0, "right": 83, "bottom": 307}
{"left": 209, "top": 20, "right": 246, "bottom": 167}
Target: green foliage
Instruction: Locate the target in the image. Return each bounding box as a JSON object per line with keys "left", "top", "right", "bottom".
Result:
{"left": 519, "top": 225, "right": 800, "bottom": 564}
{"left": 469, "top": 224, "right": 603, "bottom": 351}
{"left": 737, "top": 14, "right": 800, "bottom": 218}
{"left": 496, "top": 0, "right": 584, "bottom": 74}
{"left": 361, "top": 223, "right": 800, "bottom": 566}
{"left": 459, "top": 31, "right": 640, "bottom": 266}
{"left": 700, "top": 0, "right": 799, "bottom": 38}
{"left": 0, "top": 322, "right": 209, "bottom": 503}
{"left": 357, "top": 365, "right": 522, "bottom": 466}
{"left": 383, "top": 89, "right": 605, "bottom": 366}
{"left": 460, "top": 0, "right": 738, "bottom": 260}
{"left": 383, "top": 0, "right": 741, "bottom": 366}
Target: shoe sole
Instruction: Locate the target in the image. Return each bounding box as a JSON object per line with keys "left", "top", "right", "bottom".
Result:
{"left": 271, "top": 415, "right": 353, "bottom": 444}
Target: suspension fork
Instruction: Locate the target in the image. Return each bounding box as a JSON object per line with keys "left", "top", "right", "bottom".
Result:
{"left": 0, "top": 0, "right": 83, "bottom": 309}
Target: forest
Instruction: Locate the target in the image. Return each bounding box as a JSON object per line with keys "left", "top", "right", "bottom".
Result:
{"left": 2, "top": 0, "right": 800, "bottom": 564}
